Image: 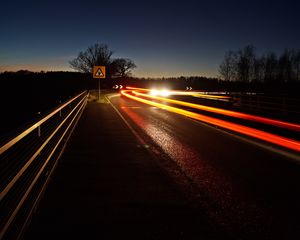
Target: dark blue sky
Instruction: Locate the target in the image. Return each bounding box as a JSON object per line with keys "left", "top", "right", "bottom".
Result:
{"left": 1, "top": 0, "right": 299, "bottom": 77}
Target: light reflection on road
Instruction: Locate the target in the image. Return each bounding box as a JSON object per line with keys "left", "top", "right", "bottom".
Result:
{"left": 114, "top": 94, "right": 293, "bottom": 238}
{"left": 120, "top": 105, "right": 252, "bottom": 215}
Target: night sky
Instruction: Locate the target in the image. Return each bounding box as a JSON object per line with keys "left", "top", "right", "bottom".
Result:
{"left": 1, "top": 0, "right": 300, "bottom": 77}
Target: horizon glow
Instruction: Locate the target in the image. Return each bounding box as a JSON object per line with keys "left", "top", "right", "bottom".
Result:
{"left": 1, "top": 0, "right": 299, "bottom": 78}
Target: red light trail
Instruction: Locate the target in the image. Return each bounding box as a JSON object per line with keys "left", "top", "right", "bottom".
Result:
{"left": 121, "top": 88, "right": 300, "bottom": 152}
{"left": 131, "top": 90, "right": 300, "bottom": 132}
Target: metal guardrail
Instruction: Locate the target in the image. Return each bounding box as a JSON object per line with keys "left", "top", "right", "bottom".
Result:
{"left": 0, "top": 91, "right": 88, "bottom": 239}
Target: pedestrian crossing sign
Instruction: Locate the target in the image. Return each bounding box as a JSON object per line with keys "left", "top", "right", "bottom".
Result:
{"left": 93, "top": 66, "right": 106, "bottom": 78}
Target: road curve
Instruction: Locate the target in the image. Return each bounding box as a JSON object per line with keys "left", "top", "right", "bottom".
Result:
{"left": 109, "top": 93, "right": 300, "bottom": 240}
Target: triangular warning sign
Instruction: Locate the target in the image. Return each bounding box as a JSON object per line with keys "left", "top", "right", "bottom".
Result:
{"left": 93, "top": 66, "right": 106, "bottom": 78}
{"left": 95, "top": 68, "right": 104, "bottom": 77}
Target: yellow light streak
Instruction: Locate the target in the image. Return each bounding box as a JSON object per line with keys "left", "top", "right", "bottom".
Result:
{"left": 132, "top": 91, "right": 300, "bottom": 132}
{"left": 121, "top": 90, "right": 300, "bottom": 152}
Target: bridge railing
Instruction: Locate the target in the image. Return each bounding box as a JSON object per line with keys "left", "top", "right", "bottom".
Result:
{"left": 0, "top": 91, "right": 88, "bottom": 239}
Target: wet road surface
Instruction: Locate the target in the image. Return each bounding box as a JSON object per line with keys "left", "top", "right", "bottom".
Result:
{"left": 24, "top": 95, "right": 226, "bottom": 240}
{"left": 24, "top": 93, "right": 300, "bottom": 240}
{"left": 109, "top": 93, "right": 300, "bottom": 240}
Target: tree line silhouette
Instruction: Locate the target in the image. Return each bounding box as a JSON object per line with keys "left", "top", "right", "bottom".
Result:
{"left": 219, "top": 45, "right": 300, "bottom": 83}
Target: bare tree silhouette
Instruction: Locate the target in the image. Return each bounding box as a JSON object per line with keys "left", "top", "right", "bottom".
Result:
{"left": 219, "top": 50, "right": 237, "bottom": 81}
{"left": 264, "top": 53, "right": 277, "bottom": 83}
{"left": 253, "top": 55, "right": 266, "bottom": 82}
{"left": 69, "top": 43, "right": 136, "bottom": 78}
{"left": 237, "top": 45, "right": 255, "bottom": 83}
{"left": 278, "top": 49, "right": 293, "bottom": 83}
{"left": 110, "top": 58, "right": 136, "bottom": 77}
{"left": 292, "top": 50, "right": 300, "bottom": 81}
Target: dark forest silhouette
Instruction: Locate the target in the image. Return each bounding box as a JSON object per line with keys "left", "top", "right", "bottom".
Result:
{"left": 219, "top": 45, "right": 300, "bottom": 83}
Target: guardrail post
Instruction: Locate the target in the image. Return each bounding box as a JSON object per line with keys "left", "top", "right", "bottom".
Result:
{"left": 37, "top": 112, "right": 41, "bottom": 137}
{"left": 59, "top": 101, "right": 62, "bottom": 117}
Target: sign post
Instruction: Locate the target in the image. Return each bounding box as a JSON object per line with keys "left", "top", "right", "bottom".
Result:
{"left": 93, "top": 66, "right": 106, "bottom": 100}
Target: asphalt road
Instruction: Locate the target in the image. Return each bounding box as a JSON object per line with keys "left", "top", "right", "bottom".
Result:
{"left": 109, "top": 93, "right": 300, "bottom": 240}
{"left": 24, "top": 94, "right": 227, "bottom": 240}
